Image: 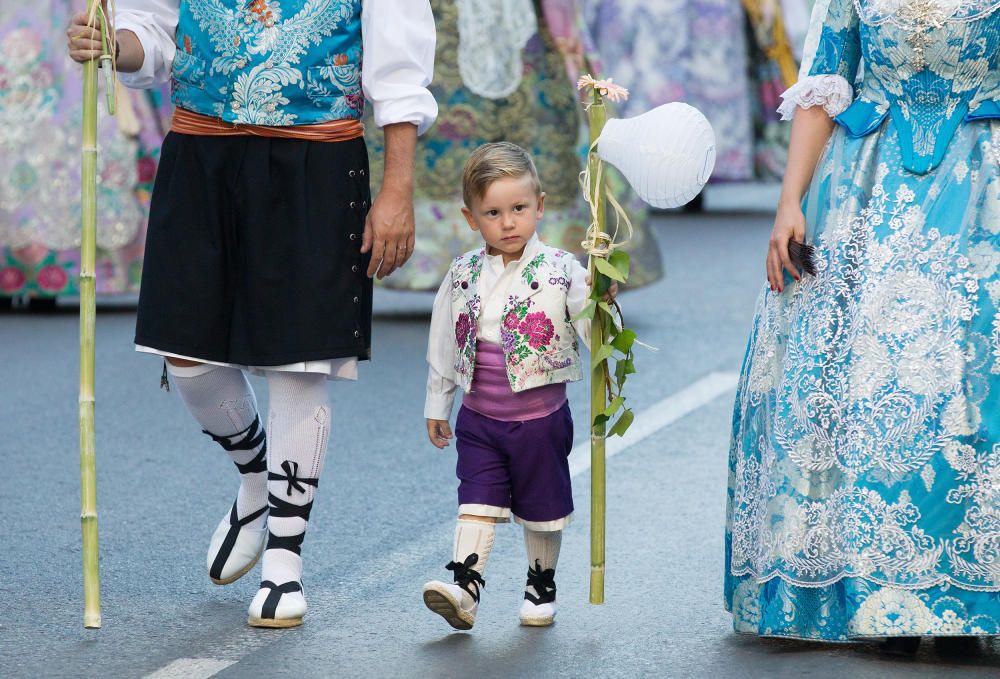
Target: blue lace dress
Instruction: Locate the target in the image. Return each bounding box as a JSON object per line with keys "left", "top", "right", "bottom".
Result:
{"left": 725, "top": 0, "right": 1000, "bottom": 640}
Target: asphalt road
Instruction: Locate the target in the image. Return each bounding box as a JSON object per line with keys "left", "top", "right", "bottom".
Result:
{"left": 2, "top": 214, "right": 998, "bottom": 678}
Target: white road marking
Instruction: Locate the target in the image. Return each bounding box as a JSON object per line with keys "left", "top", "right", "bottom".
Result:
{"left": 143, "top": 370, "right": 739, "bottom": 677}
{"left": 568, "top": 371, "right": 739, "bottom": 477}
{"left": 145, "top": 658, "right": 236, "bottom": 679}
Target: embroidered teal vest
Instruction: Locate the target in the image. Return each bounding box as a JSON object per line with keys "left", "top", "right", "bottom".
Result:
{"left": 450, "top": 246, "right": 584, "bottom": 394}
{"left": 172, "top": 0, "right": 363, "bottom": 126}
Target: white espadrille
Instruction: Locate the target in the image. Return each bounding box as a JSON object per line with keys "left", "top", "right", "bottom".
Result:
{"left": 423, "top": 581, "right": 478, "bottom": 630}
{"left": 247, "top": 579, "right": 306, "bottom": 628}
{"left": 519, "top": 598, "right": 556, "bottom": 626}
{"left": 519, "top": 561, "right": 557, "bottom": 626}
{"left": 207, "top": 504, "right": 268, "bottom": 585}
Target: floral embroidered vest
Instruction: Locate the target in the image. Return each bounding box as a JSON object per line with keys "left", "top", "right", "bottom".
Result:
{"left": 450, "top": 245, "right": 583, "bottom": 394}
{"left": 810, "top": 0, "right": 1000, "bottom": 174}
{"left": 172, "top": 0, "right": 363, "bottom": 126}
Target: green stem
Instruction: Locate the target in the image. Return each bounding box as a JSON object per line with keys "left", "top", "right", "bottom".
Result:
{"left": 588, "top": 90, "right": 608, "bottom": 605}
{"left": 80, "top": 0, "right": 102, "bottom": 630}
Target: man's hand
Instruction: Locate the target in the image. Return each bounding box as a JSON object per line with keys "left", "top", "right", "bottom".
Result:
{"left": 67, "top": 6, "right": 107, "bottom": 64}
{"left": 361, "top": 184, "right": 414, "bottom": 280}
{"left": 427, "top": 419, "right": 453, "bottom": 449}
{"left": 67, "top": 6, "right": 145, "bottom": 72}
{"left": 362, "top": 122, "right": 418, "bottom": 280}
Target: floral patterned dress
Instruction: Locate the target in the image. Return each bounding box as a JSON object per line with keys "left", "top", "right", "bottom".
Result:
{"left": 726, "top": 0, "right": 1000, "bottom": 640}
{"left": 582, "top": 0, "right": 755, "bottom": 181}
{"left": 365, "top": 0, "right": 664, "bottom": 291}
{"left": 0, "top": 1, "right": 168, "bottom": 299}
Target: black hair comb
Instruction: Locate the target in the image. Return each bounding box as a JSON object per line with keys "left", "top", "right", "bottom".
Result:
{"left": 788, "top": 240, "right": 817, "bottom": 277}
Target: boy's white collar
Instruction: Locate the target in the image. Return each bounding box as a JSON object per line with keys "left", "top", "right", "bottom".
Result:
{"left": 484, "top": 233, "right": 541, "bottom": 268}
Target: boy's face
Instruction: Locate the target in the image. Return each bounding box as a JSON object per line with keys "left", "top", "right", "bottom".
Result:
{"left": 462, "top": 175, "right": 545, "bottom": 264}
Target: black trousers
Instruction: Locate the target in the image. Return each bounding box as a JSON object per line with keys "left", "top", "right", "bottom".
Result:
{"left": 135, "top": 132, "right": 373, "bottom": 365}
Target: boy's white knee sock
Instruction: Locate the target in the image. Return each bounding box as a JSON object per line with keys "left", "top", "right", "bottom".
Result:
{"left": 451, "top": 518, "right": 495, "bottom": 602}
{"left": 524, "top": 528, "right": 561, "bottom": 601}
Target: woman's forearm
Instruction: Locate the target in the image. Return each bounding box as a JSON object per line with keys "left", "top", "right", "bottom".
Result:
{"left": 778, "top": 106, "right": 836, "bottom": 208}
{"left": 114, "top": 29, "right": 145, "bottom": 73}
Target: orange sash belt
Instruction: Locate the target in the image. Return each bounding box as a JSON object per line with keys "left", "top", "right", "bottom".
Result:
{"left": 171, "top": 108, "right": 364, "bottom": 142}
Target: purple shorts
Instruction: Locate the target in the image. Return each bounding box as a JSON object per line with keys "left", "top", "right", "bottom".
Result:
{"left": 454, "top": 402, "right": 574, "bottom": 524}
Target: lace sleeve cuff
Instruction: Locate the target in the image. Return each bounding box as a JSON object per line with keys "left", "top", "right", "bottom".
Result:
{"left": 777, "top": 74, "right": 853, "bottom": 121}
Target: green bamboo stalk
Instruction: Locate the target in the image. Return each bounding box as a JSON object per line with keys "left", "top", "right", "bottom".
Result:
{"left": 80, "top": 0, "right": 104, "bottom": 629}
{"left": 588, "top": 90, "right": 609, "bottom": 605}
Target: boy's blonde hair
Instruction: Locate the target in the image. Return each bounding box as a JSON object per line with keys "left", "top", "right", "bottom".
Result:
{"left": 462, "top": 142, "right": 542, "bottom": 208}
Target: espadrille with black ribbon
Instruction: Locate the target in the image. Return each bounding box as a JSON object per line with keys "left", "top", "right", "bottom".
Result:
{"left": 204, "top": 417, "right": 269, "bottom": 585}
{"left": 519, "top": 560, "right": 557, "bottom": 626}
{"left": 247, "top": 461, "right": 319, "bottom": 628}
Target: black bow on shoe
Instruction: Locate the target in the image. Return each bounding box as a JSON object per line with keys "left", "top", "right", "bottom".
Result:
{"left": 525, "top": 559, "right": 556, "bottom": 605}
{"left": 446, "top": 553, "right": 486, "bottom": 603}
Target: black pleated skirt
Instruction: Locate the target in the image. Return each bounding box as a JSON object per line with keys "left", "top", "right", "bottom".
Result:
{"left": 135, "top": 132, "right": 373, "bottom": 366}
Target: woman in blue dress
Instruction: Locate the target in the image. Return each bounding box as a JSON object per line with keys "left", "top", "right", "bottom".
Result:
{"left": 725, "top": 0, "right": 1000, "bottom": 654}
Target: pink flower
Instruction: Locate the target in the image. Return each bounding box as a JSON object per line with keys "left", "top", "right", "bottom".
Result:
{"left": 519, "top": 312, "right": 554, "bottom": 349}
{"left": 0, "top": 266, "right": 26, "bottom": 293}
{"left": 455, "top": 312, "right": 473, "bottom": 345}
{"left": 37, "top": 264, "right": 69, "bottom": 293}
{"left": 502, "top": 310, "right": 520, "bottom": 331}
{"left": 577, "top": 74, "right": 630, "bottom": 103}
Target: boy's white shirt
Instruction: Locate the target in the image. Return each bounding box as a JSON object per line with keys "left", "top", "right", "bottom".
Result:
{"left": 113, "top": 0, "right": 438, "bottom": 134}
{"left": 424, "top": 234, "right": 591, "bottom": 421}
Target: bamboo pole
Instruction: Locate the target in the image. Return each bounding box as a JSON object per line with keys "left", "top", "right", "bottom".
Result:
{"left": 588, "top": 91, "right": 609, "bottom": 605}
{"left": 80, "top": 0, "right": 104, "bottom": 629}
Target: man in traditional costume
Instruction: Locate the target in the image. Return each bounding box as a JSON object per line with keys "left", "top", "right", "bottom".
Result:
{"left": 68, "top": 0, "right": 437, "bottom": 628}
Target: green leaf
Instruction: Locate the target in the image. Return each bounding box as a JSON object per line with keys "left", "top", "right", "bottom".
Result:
{"left": 623, "top": 358, "right": 637, "bottom": 375}
{"left": 611, "top": 329, "right": 637, "bottom": 354}
{"left": 609, "top": 409, "right": 635, "bottom": 437}
{"left": 593, "top": 343, "right": 614, "bottom": 364}
{"left": 615, "top": 358, "right": 628, "bottom": 386}
{"left": 603, "top": 396, "right": 625, "bottom": 419}
{"left": 571, "top": 300, "right": 596, "bottom": 322}
{"left": 598, "top": 301, "right": 614, "bottom": 316}
{"left": 592, "top": 413, "right": 609, "bottom": 428}
{"left": 608, "top": 250, "right": 631, "bottom": 280}
{"left": 593, "top": 256, "right": 626, "bottom": 283}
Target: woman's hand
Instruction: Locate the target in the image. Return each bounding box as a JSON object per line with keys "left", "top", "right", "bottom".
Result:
{"left": 766, "top": 200, "right": 806, "bottom": 292}
{"left": 66, "top": 5, "right": 108, "bottom": 64}
{"left": 427, "top": 419, "right": 453, "bottom": 449}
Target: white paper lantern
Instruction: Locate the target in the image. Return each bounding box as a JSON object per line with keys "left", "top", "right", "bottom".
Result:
{"left": 596, "top": 103, "right": 716, "bottom": 209}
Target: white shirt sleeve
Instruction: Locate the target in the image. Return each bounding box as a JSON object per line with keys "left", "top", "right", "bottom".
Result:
{"left": 114, "top": 0, "right": 179, "bottom": 90}
{"left": 425, "top": 269, "right": 459, "bottom": 420}
{"left": 566, "top": 257, "right": 592, "bottom": 350}
{"left": 362, "top": 0, "right": 438, "bottom": 134}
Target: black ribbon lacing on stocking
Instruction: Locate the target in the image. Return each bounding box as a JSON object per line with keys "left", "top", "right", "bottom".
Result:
{"left": 524, "top": 559, "right": 556, "bottom": 605}
{"left": 264, "top": 493, "right": 315, "bottom": 556}
{"left": 203, "top": 416, "right": 266, "bottom": 454}
{"left": 446, "top": 553, "right": 486, "bottom": 603}
{"left": 269, "top": 460, "right": 319, "bottom": 497}
{"left": 202, "top": 417, "right": 267, "bottom": 474}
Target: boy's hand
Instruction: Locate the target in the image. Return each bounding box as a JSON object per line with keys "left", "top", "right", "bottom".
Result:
{"left": 586, "top": 275, "right": 619, "bottom": 302}
{"left": 427, "top": 419, "right": 453, "bottom": 449}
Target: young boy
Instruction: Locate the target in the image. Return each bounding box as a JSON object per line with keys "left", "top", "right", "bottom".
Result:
{"left": 422, "top": 142, "right": 598, "bottom": 629}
